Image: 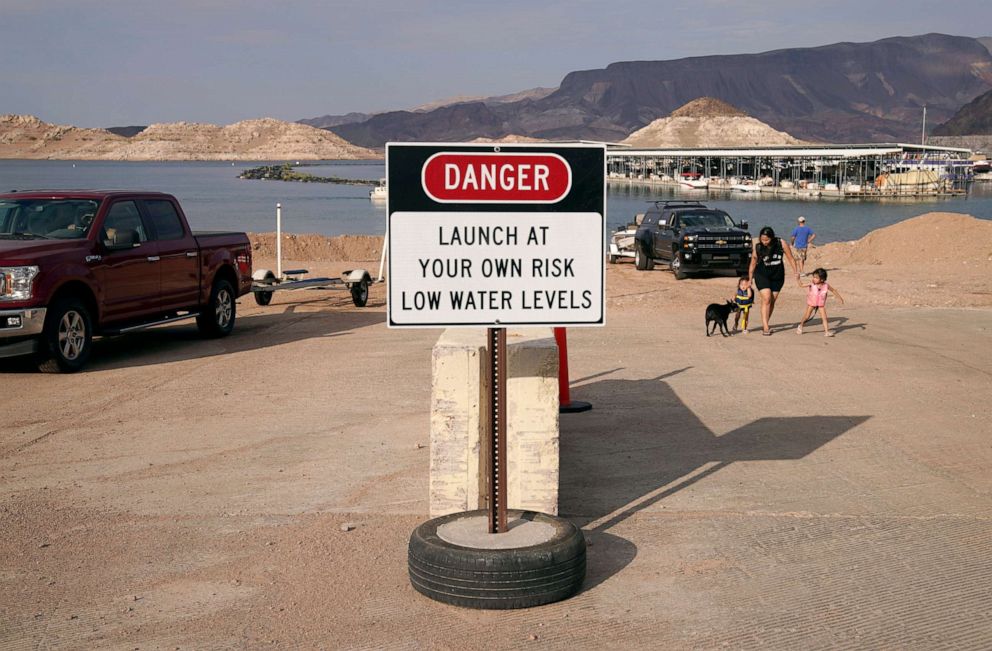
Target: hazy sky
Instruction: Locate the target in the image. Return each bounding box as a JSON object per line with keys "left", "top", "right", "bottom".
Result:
{"left": 3, "top": 0, "right": 990, "bottom": 127}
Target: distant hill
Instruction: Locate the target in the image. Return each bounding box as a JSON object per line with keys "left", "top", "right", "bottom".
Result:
{"left": 0, "top": 115, "right": 378, "bottom": 160}
{"left": 299, "top": 87, "right": 556, "bottom": 130}
{"left": 932, "top": 89, "right": 992, "bottom": 136}
{"left": 326, "top": 34, "right": 992, "bottom": 147}
{"left": 621, "top": 98, "right": 805, "bottom": 147}
{"left": 105, "top": 126, "right": 147, "bottom": 138}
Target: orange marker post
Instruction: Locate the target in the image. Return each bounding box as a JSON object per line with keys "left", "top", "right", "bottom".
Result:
{"left": 554, "top": 327, "right": 592, "bottom": 413}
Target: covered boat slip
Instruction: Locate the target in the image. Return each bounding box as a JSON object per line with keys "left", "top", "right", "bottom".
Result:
{"left": 606, "top": 143, "right": 975, "bottom": 198}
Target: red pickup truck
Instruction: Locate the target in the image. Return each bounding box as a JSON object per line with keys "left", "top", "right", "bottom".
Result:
{"left": 0, "top": 190, "right": 252, "bottom": 372}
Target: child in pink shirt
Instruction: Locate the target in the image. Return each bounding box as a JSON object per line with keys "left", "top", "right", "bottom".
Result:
{"left": 797, "top": 268, "right": 844, "bottom": 337}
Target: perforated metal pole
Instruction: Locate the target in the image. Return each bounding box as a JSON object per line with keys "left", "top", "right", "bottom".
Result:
{"left": 487, "top": 327, "right": 508, "bottom": 534}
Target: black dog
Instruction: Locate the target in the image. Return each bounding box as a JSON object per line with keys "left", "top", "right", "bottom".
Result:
{"left": 705, "top": 300, "right": 739, "bottom": 337}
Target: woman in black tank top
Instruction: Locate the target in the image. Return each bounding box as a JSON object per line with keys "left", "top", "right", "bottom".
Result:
{"left": 747, "top": 226, "right": 800, "bottom": 335}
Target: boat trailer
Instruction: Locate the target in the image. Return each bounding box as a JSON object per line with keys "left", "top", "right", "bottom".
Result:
{"left": 250, "top": 203, "right": 372, "bottom": 307}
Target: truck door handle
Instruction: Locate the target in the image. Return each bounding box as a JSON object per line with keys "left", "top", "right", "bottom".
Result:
{"left": 185, "top": 251, "right": 197, "bottom": 258}
{"left": 147, "top": 256, "right": 160, "bottom": 262}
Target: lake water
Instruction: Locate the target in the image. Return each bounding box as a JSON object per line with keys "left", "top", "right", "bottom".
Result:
{"left": 2, "top": 160, "right": 990, "bottom": 243}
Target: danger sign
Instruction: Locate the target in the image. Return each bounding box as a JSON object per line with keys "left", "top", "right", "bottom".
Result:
{"left": 387, "top": 143, "right": 605, "bottom": 328}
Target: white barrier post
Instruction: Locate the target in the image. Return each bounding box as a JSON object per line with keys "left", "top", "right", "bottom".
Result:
{"left": 276, "top": 203, "right": 282, "bottom": 279}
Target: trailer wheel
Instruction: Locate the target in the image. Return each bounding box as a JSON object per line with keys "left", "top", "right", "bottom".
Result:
{"left": 408, "top": 510, "right": 585, "bottom": 610}
{"left": 350, "top": 279, "right": 369, "bottom": 307}
{"left": 197, "top": 278, "right": 236, "bottom": 337}
{"left": 252, "top": 270, "right": 276, "bottom": 305}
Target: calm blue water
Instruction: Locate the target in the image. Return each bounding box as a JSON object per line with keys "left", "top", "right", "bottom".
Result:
{"left": 1, "top": 160, "right": 989, "bottom": 243}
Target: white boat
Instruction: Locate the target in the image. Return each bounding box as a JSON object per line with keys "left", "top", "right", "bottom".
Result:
{"left": 370, "top": 179, "right": 387, "bottom": 201}
{"left": 678, "top": 174, "right": 708, "bottom": 189}
{"left": 731, "top": 183, "right": 761, "bottom": 193}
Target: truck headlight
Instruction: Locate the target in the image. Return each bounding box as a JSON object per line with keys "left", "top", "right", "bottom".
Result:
{"left": 0, "top": 266, "right": 40, "bottom": 301}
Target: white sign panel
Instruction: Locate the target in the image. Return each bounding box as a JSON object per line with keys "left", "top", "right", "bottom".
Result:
{"left": 386, "top": 143, "right": 606, "bottom": 328}
{"left": 389, "top": 211, "right": 603, "bottom": 326}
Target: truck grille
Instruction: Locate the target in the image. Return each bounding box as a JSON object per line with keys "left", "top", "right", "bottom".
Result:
{"left": 695, "top": 235, "right": 749, "bottom": 249}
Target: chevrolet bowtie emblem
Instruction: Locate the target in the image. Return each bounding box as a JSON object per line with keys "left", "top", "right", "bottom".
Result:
{"left": 715, "top": 239, "right": 727, "bottom": 245}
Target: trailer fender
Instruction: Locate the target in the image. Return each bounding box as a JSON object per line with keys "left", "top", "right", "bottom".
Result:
{"left": 342, "top": 269, "right": 372, "bottom": 286}
{"left": 252, "top": 269, "right": 277, "bottom": 284}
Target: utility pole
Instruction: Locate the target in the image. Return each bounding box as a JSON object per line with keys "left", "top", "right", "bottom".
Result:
{"left": 921, "top": 105, "right": 927, "bottom": 146}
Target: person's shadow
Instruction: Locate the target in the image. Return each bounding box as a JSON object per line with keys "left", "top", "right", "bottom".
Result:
{"left": 561, "top": 368, "right": 869, "bottom": 591}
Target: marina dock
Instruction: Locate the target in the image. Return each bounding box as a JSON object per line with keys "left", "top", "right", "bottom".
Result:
{"left": 606, "top": 143, "right": 975, "bottom": 199}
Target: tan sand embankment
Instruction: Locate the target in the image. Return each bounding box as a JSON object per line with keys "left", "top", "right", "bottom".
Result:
{"left": 814, "top": 212, "right": 992, "bottom": 308}
{"left": 247, "top": 232, "right": 383, "bottom": 262}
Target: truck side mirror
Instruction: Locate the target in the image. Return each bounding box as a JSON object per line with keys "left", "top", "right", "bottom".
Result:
{"left": 740, "top": 220, "right": 749, "bottom": 230}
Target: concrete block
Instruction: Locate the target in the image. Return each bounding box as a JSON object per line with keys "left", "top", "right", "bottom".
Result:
{"left": 429, "top": 328, "right": 559, "bottom": 517}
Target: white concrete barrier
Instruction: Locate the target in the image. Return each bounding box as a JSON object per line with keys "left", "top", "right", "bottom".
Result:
{"left": 429, "top": 328, "right": 559, "bottom": 517}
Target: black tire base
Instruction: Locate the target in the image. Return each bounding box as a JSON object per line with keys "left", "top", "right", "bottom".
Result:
{"left": 559, "top": 400, "right": 593, "bottom": 413}
{"left": 408, "top": 510, "right": 585, "bottom": 609}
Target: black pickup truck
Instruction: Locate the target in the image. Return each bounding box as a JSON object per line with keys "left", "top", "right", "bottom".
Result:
{"left": 633, "top": 201, "right": 751, "bottom": 279}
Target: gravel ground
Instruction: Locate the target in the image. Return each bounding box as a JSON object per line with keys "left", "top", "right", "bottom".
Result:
{"left": 2, "top": 247, "right": 991, "bottom": 649}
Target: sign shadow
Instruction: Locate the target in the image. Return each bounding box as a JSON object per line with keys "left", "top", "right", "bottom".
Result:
{"left": 560, "top": 372, "right": 869, "bottom": 590}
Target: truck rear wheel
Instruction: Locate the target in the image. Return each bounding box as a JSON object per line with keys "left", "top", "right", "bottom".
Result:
{"left": 38, "top": 297, "right": 93, "bottom": 373}
{"left": 197, "top": 278, "right": 236, "bottom": 337}
{"left": 634, "top": 245, "right": 654, "bottom": 271}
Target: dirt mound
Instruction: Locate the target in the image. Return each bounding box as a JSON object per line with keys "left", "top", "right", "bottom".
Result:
{"left": 248, "top": 233, "right": 383, "bottom": 262}
{"left": 670, "top": 97, "right": 746, "bottom": 118}
{"left": 813, "top": 212, "right": 992, "bottom": 308}
{"left": 818, "top": 212, "right": 992, "bottom": 268}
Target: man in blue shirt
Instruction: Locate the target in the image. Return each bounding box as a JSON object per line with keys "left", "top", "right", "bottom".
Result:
{"left": 790, "top": 216, "right": 815, "bottom": 274}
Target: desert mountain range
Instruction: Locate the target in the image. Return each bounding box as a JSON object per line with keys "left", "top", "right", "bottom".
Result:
{"left": 0, "top": 115, "right": 378, "bottom": 160}
{"left": 324, "top": 33, "right": 992, "bottom": 147}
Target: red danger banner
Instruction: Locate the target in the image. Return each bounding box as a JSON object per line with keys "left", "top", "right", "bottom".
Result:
{"left": 422, "top": 152, "right": 572, "bottom": 204}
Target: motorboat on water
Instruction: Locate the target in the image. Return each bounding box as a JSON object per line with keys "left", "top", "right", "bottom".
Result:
{"left": 370, "top": 179, "right": 387, "bottom": 201}
{"left": 731, "top": 182, "right": 761, "bottom": 193}
{"left": 678, "top": 172, "right": 708, "bottom": 189}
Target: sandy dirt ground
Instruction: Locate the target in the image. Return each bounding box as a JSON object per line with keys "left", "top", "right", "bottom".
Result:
{"left": 2, "top": 213, "right": 991, "bottom": 649}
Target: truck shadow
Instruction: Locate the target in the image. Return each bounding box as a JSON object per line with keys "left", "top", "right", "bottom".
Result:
{"left": 561, "top": 371, "right": 869, "bottom": 592}
{"left": 0, "top": 300, "right": 386, "bottom": 373}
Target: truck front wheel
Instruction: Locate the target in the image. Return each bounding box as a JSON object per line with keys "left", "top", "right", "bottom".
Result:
{"left": 38, "top": 297, "right": 93, "bottom": 373}
{"left": 197, "top": 278, "right": 236, "bottom": 337}
{"left": 671, "top": 254, "right": 688, "bottom": 280}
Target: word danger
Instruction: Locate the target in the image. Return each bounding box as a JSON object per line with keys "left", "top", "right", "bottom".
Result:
{"left": 417, "top": 257, "right": 574, "bottom": 278}
{"left": 400, "top": 289, "right": 593, "bottom": 311}
{"left": 443, "top": 163, "right": 549, "bottom": 192}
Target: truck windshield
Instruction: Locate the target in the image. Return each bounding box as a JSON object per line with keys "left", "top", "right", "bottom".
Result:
{"left": 0, "top": 199, "right": 101, "bottom": 240}
{"left": 679, "top": 212, "right": 736, "bottom": 228}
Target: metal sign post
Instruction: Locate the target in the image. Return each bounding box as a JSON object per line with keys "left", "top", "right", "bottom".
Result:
{"left": 487, "top": 327, "right": 508, "bottom": 534}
